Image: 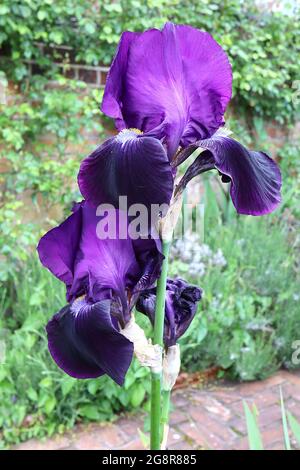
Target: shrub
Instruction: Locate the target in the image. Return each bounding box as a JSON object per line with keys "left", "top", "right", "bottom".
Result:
{"left": 0, "top": 0, "right": 299, "bottom": 124}
{"left": 175, "top": 174, "right": 300, "bottom": 381}
{"left": 0, "top": 258, "right": 152, "bottom": 448}
{"left": 0, "top": 76, "right": 104, "bottom": 281}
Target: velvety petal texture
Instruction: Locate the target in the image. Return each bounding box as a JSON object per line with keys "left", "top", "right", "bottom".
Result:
{"left": 101, "top": 31, "right": 140, "bottom": 130}
{"left": 37, "top": 202, "right": 162, "bottom": 304}
{"left": 102, "top": 22, "right": 232, "bottom": 157}
{"left": 137, "top": 278, "right": 202, "bottom": 347}
{"left": 176, "top": 136, "right": 282, "bottom": 216}
{"left": 78, "top": 130, "right": 174, "bottom": 211}
{"left": 37, "top": 206, "right": 82, "bottom": 293}
{"left": 47, "top": 300, "right": 133, "bottom": 385}
{"left": 37, "top": 202, "right": 163, "bottom": 383}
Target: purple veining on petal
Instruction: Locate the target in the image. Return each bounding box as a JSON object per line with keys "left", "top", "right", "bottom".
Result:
{"left": 176, "top": 136, "right": 282, "bottom": 216}
{"left": 46, "top": 299, "right": 134, "bottom": 385}
{"left": 102, "top": 22, "right": 232, "bottom": 158}
{"left": 78, "top": 132, "right": 174, "bottom": 211}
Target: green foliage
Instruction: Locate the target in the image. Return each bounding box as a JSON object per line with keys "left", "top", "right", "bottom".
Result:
{"left": 0, "top": 258, "right": 151, "bottom": 448}
{"left": 0, "top": 75, "right": 104, "bottom": 281}
{"left": 0, "top": 0, "right": 299, "bottom": 450}
{"left": 280, "top": 387, "right": 291, "bottom": 450}
{"left": 243, "top": 402, "right": 263, "bottom": 450}
{"left": 287, "top": 412, "right": 300, "bottom": 447}
{"left": 245, "top": 391, "right": 300, "bottom": 450}
{"left": 175, "top": 169, "right": 300, "bottom": 381}
{"left": 0, "top": 0, "right": 299, "bottom": 124}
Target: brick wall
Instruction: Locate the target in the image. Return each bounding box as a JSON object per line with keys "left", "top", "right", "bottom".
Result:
{"left": 0, "top": 50, "right": 298, "bottom": 226}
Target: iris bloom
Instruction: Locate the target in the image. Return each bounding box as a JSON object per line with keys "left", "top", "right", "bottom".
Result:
{"left": 37, "top": 202, "right": 163, "bottom": 385}
{"left": 37, "top": 203, "right": 201, "bottom": 383}
{"left": 78, "top": 22, "right": 281, "bottom": 217}
{"left": 137, "top": 278, "right": 202, "bottom": 348}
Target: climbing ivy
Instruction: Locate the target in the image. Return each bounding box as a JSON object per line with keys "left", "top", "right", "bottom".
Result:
{"left": 0, "top": 0, "right": 299, "bottom": 123}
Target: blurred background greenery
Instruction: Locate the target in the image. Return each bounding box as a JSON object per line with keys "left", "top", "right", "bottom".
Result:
{"left": 0, "top": 0, "right": 299, "bottom": 448}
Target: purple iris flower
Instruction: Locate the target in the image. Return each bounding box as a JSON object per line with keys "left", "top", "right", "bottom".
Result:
{"left": 37, "top": 201, "right": 163, "bottom": 385}
{"left": 137, "top": 278, "right": 202, "bottom": 348}
{"left": 78, "top": 22, "right": 281, "bottom": 217}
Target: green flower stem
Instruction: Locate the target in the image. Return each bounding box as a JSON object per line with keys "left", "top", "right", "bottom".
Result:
{"left": 150, "top": 240, "right": 170, "bottom": 450}
{"left": 160, "top": 389, "right": 171, "bottom": 445}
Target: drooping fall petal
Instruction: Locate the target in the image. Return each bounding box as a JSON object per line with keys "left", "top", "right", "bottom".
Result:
{"left": 46, "top": 300, "right": 133, "bottom": 385}
{"left": 176, "top": 136, "right": 282, "bottom": 216}
{"left": 78, "top": 131, "right": 173, "bottom": 211}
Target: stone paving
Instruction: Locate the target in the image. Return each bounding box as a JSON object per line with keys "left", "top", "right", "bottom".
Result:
{"left": 14, "top": 370, "right": 300, "bottom": 451}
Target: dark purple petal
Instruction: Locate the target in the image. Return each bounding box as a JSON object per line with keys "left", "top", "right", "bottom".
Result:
{"left": 72, "top": 205, "right": 139, "bottom": 307}
{"left": 46, "top": 300, "right": 133, "bottom": 385}
{"left": 37, "top": 207, "right": 82, "bottom": 293}
{"left": 176, "top": 136, "right": 282, "bottom": 216}
{"left": 78, "top": 132, "right": 173, "bottom": 211}
{"left": 102, "top": 31, "right": 140, "bottom": 131}
{"left": 37, "top": 202, "right": 163, "bottom": 308}
{"left": 137, "top": 278, "right": 202, "bottom": 347}
{"left": 175, "top": 25, "right": 232, "bottom": 147}
{"left": 131, "top": 237, "right": 163, "bottom": 295}
{"left": 175, "top": 150, "right": 215, "bottom": 194}
{"left": 101, "top": 22, "right": 232, "bottom": 158}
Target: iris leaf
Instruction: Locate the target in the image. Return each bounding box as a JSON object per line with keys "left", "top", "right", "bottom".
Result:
{"left": 280, "top": 387, "right": 291, "bottom": 450}
{"left": 243, "top": 401, "right": 264, "bottom": 450}
{"left": 287, "top": 412, "right": 300, "bottom": 446}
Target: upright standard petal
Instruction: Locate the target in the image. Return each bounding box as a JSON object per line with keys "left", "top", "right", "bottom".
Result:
{"left": 102, "top": 31, "right": 140, "bottom": 130}
{"left": 175, "top": 25, "right": 232, "bottom": 147}
{"left": 102, "top": 22, "right": 232, "bottom": 158}
{"left": 46, "top": 300, "right": 134, "bottom": 385}
{"left": 78, "top": 131, "right": 174, "bottom": 211}
{"left": 137, "top": 278, "right": 202, "bottom": 347}
{"left": 176, "top": 136, "right": 282, "bottom": 216}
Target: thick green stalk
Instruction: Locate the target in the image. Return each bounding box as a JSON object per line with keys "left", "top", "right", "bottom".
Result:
{"left": 160, "top": 389, "right": 171, "bottom": 445}
{"left": 150, "top": 241, "right": 170, "bottom": 450}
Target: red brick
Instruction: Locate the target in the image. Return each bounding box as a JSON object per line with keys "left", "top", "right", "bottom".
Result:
{"left": 74, "top": 424, "right": 126, "bottom": 450}
{"left": 168, "top": 441, "right": 194, "bottom": 450}
{"left": 258, "top": 404, "right": 282, "bottom": 429}
{"left": 281, "top": 383, "right": 300, "bottom": 402}
{"left": 261, "top": 424, "right": 285, "bottom": 448}
{"left": 172, "top": 392, "right": 190, "bottom": 407}
{"left": 228, "top": 416, "right": 247, "bottom": 436}
{"left": 116, "top": 416, "right": 144, "bottom": 441}
{"left": 254, "top": 391, "right": 279, "bottom": 405}
{"left": 279, "top": 370, "right": 300, "bottom": 386}
{"left": 119, "top": 439, "right": 144, "bottom": 450}
{"left": 265, "top": 441, "right": 284, "bottom": 450}
{"left": 14, "top": 435, "right": 71, "bottom": 451}
{"left": 13, "top": 371, "right": 300, "bottom": 451}
{"left": 189, "top": 394, "right": 232, "bottom": 421}
{"left": 187, "top": 407, "right": 235, "bottom": 442}
{"left": 169, "top": 409, "right": 188, "bottom": 425}
{"left": 209, "top": 388, "right": 240, "bottom": 405}
{"left": 237, "top": 381, "right": 270, "bottom": 396}
{"left": 232, "top": 436, "right": 250, "bottom": 451}
{"left": 179, "top": 421, "right": 225, "bottom": 450}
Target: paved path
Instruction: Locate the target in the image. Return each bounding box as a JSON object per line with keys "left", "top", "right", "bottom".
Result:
{"left": 14, "top": 370, "right": 300, "bottom": 450}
